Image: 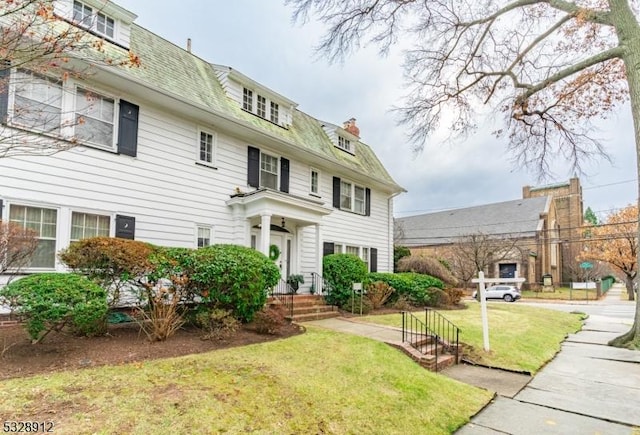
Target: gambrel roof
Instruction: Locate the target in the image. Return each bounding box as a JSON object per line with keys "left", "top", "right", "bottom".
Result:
{"left": 100, "top": 24, "right": 404, "bottom": 194}
{"left": 396, "top": 196, "right": 552, "bottom": 247}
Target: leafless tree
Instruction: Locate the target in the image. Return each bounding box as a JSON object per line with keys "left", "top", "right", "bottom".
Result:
{"left": 288, "top": 0, "right": 640, "bottom": 347}
{"left": 0, "top": 221, "right": 37, "bottom": 282}
{"left": 0, "top": 0, "right": 140, "bottom": 157}
{"left": 441, "top": 232, "right": 524, "bottom": 288}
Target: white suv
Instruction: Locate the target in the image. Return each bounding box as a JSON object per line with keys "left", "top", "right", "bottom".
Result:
{"left": 472, "top": 285, "right": 521, "bottom": 302}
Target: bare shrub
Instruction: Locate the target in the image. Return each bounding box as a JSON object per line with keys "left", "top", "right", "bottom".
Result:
{"left": 366, "top": 281, "right": 395, "bottom": 309}
{"left": 397, "top": 255, "right": 458, "bottom": 286}
{"left": 136, "top": 278, "right": 187, "bottom": 342}
{"left": 195, "top": 307, "right": 240, "bottom": 340}
{"left": 0, "top": 221, "right": 38, "bottom": 282}
{"left": 249, "top": 304, "right": 288, "bottom": 335}
{"left": 444, "top": 288, "right": 464, "bottom": 305}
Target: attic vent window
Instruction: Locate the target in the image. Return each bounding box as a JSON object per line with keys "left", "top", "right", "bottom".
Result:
{"left": 338, "top": 136, "right": 351, "bottom": 152}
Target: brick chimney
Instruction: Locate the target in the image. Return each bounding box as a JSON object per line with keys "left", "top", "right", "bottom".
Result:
{"left": 343, "top": 117, "right": 360, "bottom": 138}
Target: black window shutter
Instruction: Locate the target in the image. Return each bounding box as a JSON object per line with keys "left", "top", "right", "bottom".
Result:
{"left": 117, "top": 100, "right": 139, "bottom": 157}
{"left": 370, "top": 248, "right": 378, "bottom": 272}
{"left": 0, "top": 61, "right": 10, "bottom": 124}
{"left": 115, "top": 215, "right": 135, "bottom": 240}
{"left": 323, "top": 242, "right": 335, "bottom": 257}
{"left": 332, "top": 177, "right": 341, "bottom": 208}
{"left": 365, "top": 188, "right": 371, "bottom": 216}
{"left": 247, "top": 146, "right": 260, "bottom": 188}
{"left": 280, "top": 157, "right": 290, "bottom": 193}
{"left": 0, "top": 199, "right": 3, "bottom": 219}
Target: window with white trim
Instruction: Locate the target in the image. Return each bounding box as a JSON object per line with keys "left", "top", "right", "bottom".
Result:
{"left": 75, "top": 87, "right": 115, "bottom": 149}
{"left": 197, "top": 226, "right": 212, "bottom": 248}
{"left": 361, "top": 247, "right": 370, "bottom": 271}
{"left": 257, "top": 95, "right": 266, "bottom": 118}
{"left": 12, "top": 70, "right": 63, "bottom": 134}
{"left": 198, "top": 130, "right": 216, "bottom": 165}
{"left": 310, "top": 168, "right": 319, "bottom": 195}
{"left": 9, "top": 205, "right": 57, "bottom": 268}
{"left": 243, "top": 88, "right": 253, "bottom": 111}
{"left": 73, "top": 0, "right": 115, "bottom": 39}
{"left": 270, "top": 101, "right": 279, "bottom": 124}
{"left": 339, "top": 180, "right": 367, "bottom": 215}
{"left": 334, "top": 244, "right": 343, "bottom": 254}
{"left": 70, "top": 212, "right": 110, "bottom": 241}
{"left": 260, "top": 152, "right": 278, "bottom": 189}
{"left": 340, "top": 181, "right": 352, "bottom": 210}
{"left": 338, "top": 136, "right": 352, "bottom": 152}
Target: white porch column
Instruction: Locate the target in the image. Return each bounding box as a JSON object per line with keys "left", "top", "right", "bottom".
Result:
{"left": 260, "top": 213, "right": 272, "bottom": 256}
{"left": 315, "top": 223, "right": 323, "bottom": 274}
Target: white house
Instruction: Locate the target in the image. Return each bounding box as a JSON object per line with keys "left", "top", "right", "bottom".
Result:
{"left": 0, "top": 0, "right": 404, "bottom": 291}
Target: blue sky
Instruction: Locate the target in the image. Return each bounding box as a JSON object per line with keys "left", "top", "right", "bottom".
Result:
{"left": 115, "top": 0, "right": 638, "bottom": 221}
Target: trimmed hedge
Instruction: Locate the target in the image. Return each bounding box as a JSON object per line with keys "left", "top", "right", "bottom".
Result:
{"left": 323, "top": 254, "right": 368, "bottom": 307}
{"left": 0, "top": 273, "right": 108, "bottom": 343}
{"left": 368, "top": 272, "right": 444, "bottom": 306}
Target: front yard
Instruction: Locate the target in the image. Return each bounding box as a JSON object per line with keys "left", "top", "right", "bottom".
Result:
{"left": 0, "top": 327, "right": 491, "bottom": 434}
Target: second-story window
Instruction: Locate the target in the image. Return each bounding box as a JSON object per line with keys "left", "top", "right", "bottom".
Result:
{"left": 270, "top": 101, "right": 279, "bottom": 124}
{"left": 354, "top": 186, "right": 366, "bottom": 214}
{"left": 198, "top": 130, "right": 216, "bottom": 165}
{"left": 13, "top": 70, "right": 62, "bottom": 134}
{"left": 96, "top": 12, "right": 115, "bottom": 38}
{"left": 260, "top": 153, "right": 278, "bottom": 190}
{"left": 340, "top": 180, "right": 352, "bottom": 210}
{"left": 75, "top": 87, "right": 115, "bottom": 150}
{"left": 310, "top": 169, "right": 319, "bottom": 195}
{"left": 243, "top": 88, "right": 253, "bottom": 111}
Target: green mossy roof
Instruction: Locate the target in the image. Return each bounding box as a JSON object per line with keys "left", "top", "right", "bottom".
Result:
{"left": 119, "top": 24, "right": 403, "bottom": 193}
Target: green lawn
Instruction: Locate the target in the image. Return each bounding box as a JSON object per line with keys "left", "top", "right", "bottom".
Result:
{"left": 361, "top": 303, "right": 584, "bottom": 373}
{"left": 0, "top": 327, "right": 492, "bottom": 434}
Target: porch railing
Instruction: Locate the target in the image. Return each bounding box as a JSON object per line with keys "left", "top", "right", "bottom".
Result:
{"left": 270, "top": 279, "right": 294, "bottom": 318}
{"left": 310, "top": 272, "right": 332, "bottom": 297}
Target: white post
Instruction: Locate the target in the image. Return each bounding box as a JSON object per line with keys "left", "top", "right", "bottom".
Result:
{"left": 478, "top": 271, "right": 490, "bottom": 351}
{"left": 260, "top": 213, "right": 271, "bottom": 257}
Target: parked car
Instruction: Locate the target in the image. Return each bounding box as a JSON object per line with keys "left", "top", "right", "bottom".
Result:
{"left": 472, "top": 285, "right": 521, "bottom": 302}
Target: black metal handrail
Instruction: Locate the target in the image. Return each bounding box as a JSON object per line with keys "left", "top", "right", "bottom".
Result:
{"left": 310, "top": 272, "right": 332, "bottom": 297}
{"left": 402, "top": 311, "right": 438, "bottom": 366}
{"left": 270, "top": 279, "right": 294, "bottom": 318}
{"left": 425, "top": 308, "right": 460, "bottom": 365}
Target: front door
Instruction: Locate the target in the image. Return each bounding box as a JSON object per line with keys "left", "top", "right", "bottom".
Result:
{"left": 270, "top": 233, "right": 290, "bottom": 279}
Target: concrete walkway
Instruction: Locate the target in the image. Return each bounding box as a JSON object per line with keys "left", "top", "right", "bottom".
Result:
{"left": 306, "top": 285, "right": 640, "bottom": 434}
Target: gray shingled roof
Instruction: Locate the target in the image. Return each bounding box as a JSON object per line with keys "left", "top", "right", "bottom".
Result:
{"left": 397, "top": 196, "right": 551, "bottom": 247}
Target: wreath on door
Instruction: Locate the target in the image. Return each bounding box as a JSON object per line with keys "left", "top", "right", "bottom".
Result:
{"left": 269, "top": 244, "right": 280, "bottom": 261}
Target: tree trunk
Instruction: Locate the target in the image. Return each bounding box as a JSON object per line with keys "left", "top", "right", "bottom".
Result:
{"left": 625, "top": 275, "right": 635, "bottom": 301}
{"left": 609, "top": 0, "right": 640, "bottom": 348}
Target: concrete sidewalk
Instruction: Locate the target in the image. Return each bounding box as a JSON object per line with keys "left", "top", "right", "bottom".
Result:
{"left": 307, "top": 287, "right": 640, "bottom": 434}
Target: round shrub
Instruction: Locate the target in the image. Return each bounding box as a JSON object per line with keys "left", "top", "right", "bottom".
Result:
{"left": 323, "top": 254, "right": 368, "bottom": 307}
{"left": 0, "top": 273, "right": 108, "bottom": 343}
{"left": 188, "top": 244, "right": 280, "bottom": 322}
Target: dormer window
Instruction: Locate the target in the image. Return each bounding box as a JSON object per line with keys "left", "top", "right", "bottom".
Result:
{"left": 338, "top": 136, "right": 352, "bottom": 152}
{"left": 73, "top": 1, "right": 115, "bottom": 39}
{"left": 243, "top": 88, "right": 253, "bottom": 111}
{"left": 257, "top": 95, "right": 266, "bottom": 118}
{"left": 270, "top": 102, "right": 279, "bottom": 124}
